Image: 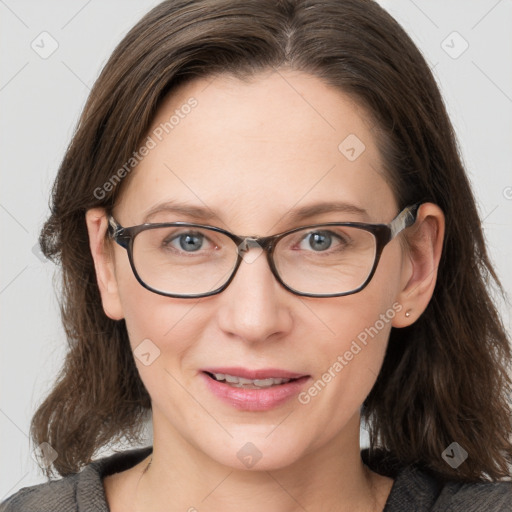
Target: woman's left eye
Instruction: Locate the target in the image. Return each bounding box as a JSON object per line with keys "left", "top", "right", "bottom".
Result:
{"left": 298, "top": 231, "right": 347, "bottom": 252}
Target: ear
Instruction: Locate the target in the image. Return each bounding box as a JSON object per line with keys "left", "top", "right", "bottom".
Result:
{"left": 392, "top": 202, "right": 445, "bottom": 327}
{"left": 85, "top": 208, "right": 124, "bottom": 320}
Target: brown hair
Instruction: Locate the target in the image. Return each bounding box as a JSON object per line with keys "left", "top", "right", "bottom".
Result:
{"left": 33, "top": 0, "right": 511, "bottom": 482}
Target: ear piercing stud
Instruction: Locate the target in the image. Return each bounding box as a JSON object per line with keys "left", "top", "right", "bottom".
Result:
{"left": 405, "top": 309, "right": 412, "bottom": 318}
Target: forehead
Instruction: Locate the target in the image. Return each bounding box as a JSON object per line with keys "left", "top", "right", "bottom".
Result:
{"left": 116, "top": 69, "right": 396, "bottom": 229}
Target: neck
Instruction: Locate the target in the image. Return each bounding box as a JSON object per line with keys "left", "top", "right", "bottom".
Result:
{"left": 130, "top": 412, "right": 391, "bottom": 512}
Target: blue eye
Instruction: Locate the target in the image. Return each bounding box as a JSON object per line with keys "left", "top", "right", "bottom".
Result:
{"left": 165, "top": 232, "right": 206, "bottom": 252}
{"left": 305, "top": 231, "right": 332, "bottom": 251}
{"left": 298, "top": 230, "right": 348, "bottom": 252}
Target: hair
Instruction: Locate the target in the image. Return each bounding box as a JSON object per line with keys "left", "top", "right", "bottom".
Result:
{"left": 32, "top": 0, "right": 511, "bottom": 482}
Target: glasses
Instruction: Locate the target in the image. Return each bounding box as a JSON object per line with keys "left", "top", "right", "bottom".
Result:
{"left": 107, "top": 203, "right": 420, "bottom": 299}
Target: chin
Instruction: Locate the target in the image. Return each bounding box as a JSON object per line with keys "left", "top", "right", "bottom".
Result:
{"left": 203, "top": 431, "right": 307, "bottom": 472}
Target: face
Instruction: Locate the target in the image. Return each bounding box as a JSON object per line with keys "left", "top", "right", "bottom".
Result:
{"left": 90, "top": 69, "right": 415, "bottom": 471}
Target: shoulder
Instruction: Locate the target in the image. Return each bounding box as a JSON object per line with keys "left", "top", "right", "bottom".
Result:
{"left": 361, "top": 448, "right": 512, "bottom": 511}
{"left": 0, "top": 446, "right": 153, "bottom": 512}
{"left": 0, "top": 473, "right": 81, "bottom": 512}
{"left": 436, "top": 478, "right": 512, "bottom": 511}
{"left": 387, "top": 465, "right": 512, "bottom": 511}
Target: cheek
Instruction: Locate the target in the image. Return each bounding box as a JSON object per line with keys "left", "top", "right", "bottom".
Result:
{"left": 312, "top": 245, "right": 402, "bottom": 347}
{"left": 308, "top": 291, "right": 395, "bottom": 381}
{"left": 119, "top": 288, "right": 214, "bottom": 413}
{"left": 301, "top": 248, "right": 403, "bottom": 403}
{"left": 121, "top": 292, "right": 205, "bottom": 352}
{"left": 294, "top": 297, "right": 397, "bottom": 451}
{"left": 114, "top": 252, "right": 208, "bottom": 361}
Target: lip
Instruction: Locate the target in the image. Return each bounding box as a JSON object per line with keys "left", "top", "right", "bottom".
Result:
{"left": 201, "top": 367, "right": 308, "bottom": 380}
{"left": 200, "top": 368, "right": 311, "bottom": 411}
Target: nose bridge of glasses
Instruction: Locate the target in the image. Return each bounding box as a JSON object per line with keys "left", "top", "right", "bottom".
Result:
{"left": 237, "top": 234, "right": 274, "bottom": 255}
{"left": 238, "top": 237, "right": 261, "bottom": 253}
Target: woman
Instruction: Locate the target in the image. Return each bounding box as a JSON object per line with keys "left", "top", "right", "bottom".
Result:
{"left": 2, "top": 0, "right": 511, "bottom": 511}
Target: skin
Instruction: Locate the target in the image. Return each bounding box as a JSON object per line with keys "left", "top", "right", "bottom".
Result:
{"left": 86, "top": 68, "right": 444, "bottom": 512}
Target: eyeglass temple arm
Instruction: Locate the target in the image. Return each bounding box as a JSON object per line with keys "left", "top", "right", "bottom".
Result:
{"left": 107, "top": 216, "right": 120, "bottom": 234}
{"left": 106, "top": 215, "right": 132, "bottom": 249}
{"left": 389, "top": 203, "right": 421, "bottom": 238}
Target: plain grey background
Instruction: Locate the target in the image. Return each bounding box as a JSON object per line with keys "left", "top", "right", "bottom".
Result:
{"left": 1, "top": 0, "right": 511, "bottom": 499}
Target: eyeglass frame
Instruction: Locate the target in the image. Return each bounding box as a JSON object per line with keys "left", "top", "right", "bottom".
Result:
{"left": 106, "top": 202, "right": 421, "bottom": 299}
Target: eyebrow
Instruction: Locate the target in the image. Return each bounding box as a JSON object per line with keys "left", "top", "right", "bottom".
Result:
{"left": 280, "top": 201, "right": 369, "bottom": 223}
{"left": 143, "top": 202, "right": 220, "bottom": 223}
{"left": 142, "top": 200, "right": 369, "bottom": 224}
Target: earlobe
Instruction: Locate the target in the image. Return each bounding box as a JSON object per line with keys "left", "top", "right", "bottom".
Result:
{"left": 85, "top": 208, "right": 125, "bottom": 320}
{"left": 392, "top": 203, "right": 445, "bottom": 328}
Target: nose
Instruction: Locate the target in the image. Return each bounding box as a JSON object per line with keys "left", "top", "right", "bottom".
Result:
{"left": 216, "top": 245, "right": 293, "bottom": 343}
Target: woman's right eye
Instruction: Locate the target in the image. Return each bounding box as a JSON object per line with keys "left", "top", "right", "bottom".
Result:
{"left": 163, "top": 232, "right": 207, "bottom": 252}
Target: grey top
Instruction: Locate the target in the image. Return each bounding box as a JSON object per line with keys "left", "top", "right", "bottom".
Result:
{"left": 1, "top": 446, "right": 511, "bottom": 511}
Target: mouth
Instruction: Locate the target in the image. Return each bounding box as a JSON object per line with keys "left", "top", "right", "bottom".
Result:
{"left": 203, "top": 371, "right": 305, "bottom": 389}
{"left": 200, "top": 367, "right": 311, "bottom": 411}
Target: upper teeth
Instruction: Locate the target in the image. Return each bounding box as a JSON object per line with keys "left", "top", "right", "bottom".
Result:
{"left": 212, "top": 373, "right": 291, "bottom": 387}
